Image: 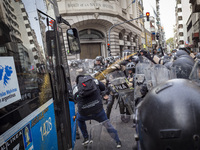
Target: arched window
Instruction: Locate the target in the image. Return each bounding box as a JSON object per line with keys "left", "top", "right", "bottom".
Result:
{"left": 79, "top": 29, "right": 104, "bottom": 40}
{"left": 119, "top": 32, "right": 123, "bottom": 40}
{"left": 127, "top": 35, "right": 130, "bottom": 41}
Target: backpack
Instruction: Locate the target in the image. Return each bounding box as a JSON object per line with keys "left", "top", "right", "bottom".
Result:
{"left": 77, "top": 75, "right": 98, "bottom": 97}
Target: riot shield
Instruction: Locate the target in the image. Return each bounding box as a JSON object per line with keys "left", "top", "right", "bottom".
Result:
{"left": 107, "top": 70, "right": 135, "bottom": 115}
{"left": 134, "top": 62, "right": 152, "bottom": 101}
{"left": 86, "top": 115, "right": 136, "bottom": 150}
{"left": 134, "top": 62, "right": 177, "bottom": 101}
{"left": 189, "top": 59, "right": 200, "bottom": 85}
{"left": 82, "top": 59, "right": 95, "bottom": 74}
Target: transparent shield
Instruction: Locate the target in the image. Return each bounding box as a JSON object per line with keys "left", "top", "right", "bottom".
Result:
{"left": 189, "top": 60, "right": 200, "bottom": 85}
{"left": 106, "top": 70, "right": 135, "bottom": 115}
{"left": 86, "top": 115, "right": 136, "bottom": 150}
{"left": 82, "top": 59, "right": 95, "bottom": 74}
{"left": 151, "top": 64, "right": 176, "bottom": 88}
{"left": 134, "top": 62, "right": 177, "bottom": 101}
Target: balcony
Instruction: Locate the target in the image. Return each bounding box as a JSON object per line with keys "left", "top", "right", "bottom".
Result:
{"left": 28, "top": 36, "right": 33, "bottom": 40}
{"left": 178, "top": 20, "right": 183, "bottom": 24}
{"left": 179, "top": 36, "right": 184, "bottom": 41}
{"left": 178, "top": 12, "right": 183, "bottom": 16}
{"left": 24, "top": 20, "right": 29, "bottom": 24}
{"left": 22, "top": 12, "right": 27, "bottom": 17}
{"left": 178, "top": 28, "right": 183, "bottom": 32}
{"left": 177, "top": 4, "right": 182, "bottom": 9}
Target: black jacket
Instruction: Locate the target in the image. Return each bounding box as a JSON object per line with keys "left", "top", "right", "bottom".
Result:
{"left": 75, "top": 79, "right": 105, "bottom": 116}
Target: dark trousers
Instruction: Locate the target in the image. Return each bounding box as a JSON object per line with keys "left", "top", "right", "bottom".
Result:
{"left": 77, "top": 109, "right": 120, "bottom": 142}
{"left": 106, "top": 95, "right": 114, "bottom": 119}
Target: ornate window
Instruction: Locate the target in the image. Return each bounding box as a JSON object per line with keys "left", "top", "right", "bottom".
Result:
{"left": 79, "top": 29, "right": 104, "bottom": 40}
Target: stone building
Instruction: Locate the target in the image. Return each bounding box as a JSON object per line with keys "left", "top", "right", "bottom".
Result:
{"left": 58, "top": 0, "right": 144, "bottom": 59}
{"left": 174, "top": 0, "right": 191, "bottom": 48}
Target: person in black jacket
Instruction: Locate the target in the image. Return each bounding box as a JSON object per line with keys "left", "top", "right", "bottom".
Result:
{"left": 74, "top": 75, "right": 122, "bottom": 148}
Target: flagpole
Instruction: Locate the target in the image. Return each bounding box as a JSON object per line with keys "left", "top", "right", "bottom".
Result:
{"left": 125, "top": 0, "right": 136, "bottom": 11}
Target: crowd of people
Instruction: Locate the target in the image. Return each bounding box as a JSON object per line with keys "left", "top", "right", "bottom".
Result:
{"left": 69, "top": 48, "right": 200, "bottom": 149}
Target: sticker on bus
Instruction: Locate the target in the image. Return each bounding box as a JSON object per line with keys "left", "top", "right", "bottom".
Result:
{"left": 0, "top": 57, "right": 21, "bottom": 109}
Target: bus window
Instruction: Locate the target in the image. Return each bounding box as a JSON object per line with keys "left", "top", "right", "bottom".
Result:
{"left": 0, "top": 0, "right": 55, "bottom": 149}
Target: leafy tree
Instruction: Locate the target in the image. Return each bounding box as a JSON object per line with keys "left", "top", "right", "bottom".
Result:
{"left": 166, "top": 37, "right": 174, "bottom": 50}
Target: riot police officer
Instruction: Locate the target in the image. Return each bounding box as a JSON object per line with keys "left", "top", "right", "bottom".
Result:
{"left": 136, "top": 79, "right": 200, "bottom": 150}
{"left": 105, "top": 56, "right": 115, "bottom": 68}
{"left": 94, "top": 56, "right": 105, "bottom": 72}
{"left": 126, "top": 62, "right": 135, "bottom": 87}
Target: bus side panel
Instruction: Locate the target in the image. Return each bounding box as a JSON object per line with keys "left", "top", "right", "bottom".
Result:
{"left": 69, "top": 101, "right": 76, "bottom": 149}
{"left": 0, "top": 101, "right": 58, "bottom": 150}
{"left": 31, "top": 102, "right": 58, "bottom": 150}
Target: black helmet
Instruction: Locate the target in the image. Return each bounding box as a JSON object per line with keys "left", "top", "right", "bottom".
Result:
{"left": 95, "top": 56, "right": 102, "bottom": 61}
{"left": 132, "top": 55, "right": 139, "bottom": 64}
{"left": 122, "top": 49, "right": 132, "bottom": 59}
{"left": 179, "top": 47, "right": 191, "bottom": 54}
{"left": 126, "top": 62, "right": 135, "bottom": 72}
{"left": 106, "top": 56, "right": 115, "bottom": 64}
{"left": 174, "top": 50, "right": 189, "bottom": 59}
{"left": 172, "top": 55, "right": 194, "bottom": 79}
{"left": 137, "top": 79, "right": 200, "bottom": 150}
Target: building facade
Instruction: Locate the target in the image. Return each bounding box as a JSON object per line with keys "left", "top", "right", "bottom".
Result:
{"left": 58, "top": 0, "right": 144, "bottom": 59}
{"left": 0, "top": 0, "right": 45, "bottom": 72}
{"left": 189, "top": 0, "right": 200, "bottom": 52}
{"left": 174, "top": 0, "right": 191, "bottom": 48}
{"left": 186, "top": 12, "right": 199, "bottom": 52}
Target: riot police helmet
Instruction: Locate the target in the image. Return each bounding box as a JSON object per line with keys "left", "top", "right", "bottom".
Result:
{"left": 106, "top": 56, "right": 115, "bottom": 64}
{"left": 172, "top": 55, "right": 194, "bottom": 79}
{"left": 95, "top": 56, "right": 104, "bottom": 64}
{"left": 137, "top": 79, "right": 200, "bottom": 150}
{"left": 174, "top": 50, "right": 189, "bottom": 59}
{"left": 126, "top": 62, "right": 136, "bottom": 73}
{"left": 179, "top": 47, "right": 191, "bottom": 54}
{"left": 131, "top": 55, "right": 139, "bottom": 64}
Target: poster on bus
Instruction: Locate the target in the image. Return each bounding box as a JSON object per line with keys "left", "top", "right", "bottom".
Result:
{"left": 0, "top": 57, "right": 21, "bottom": 109}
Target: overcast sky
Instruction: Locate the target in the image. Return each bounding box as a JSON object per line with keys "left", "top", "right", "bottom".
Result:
{"left": 143, "top": 0, "right": 176, "bottom": 40}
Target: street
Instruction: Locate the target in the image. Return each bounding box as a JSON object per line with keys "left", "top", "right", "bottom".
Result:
{"left": 74, "top": 100, "right": 137, "bottom": 150}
